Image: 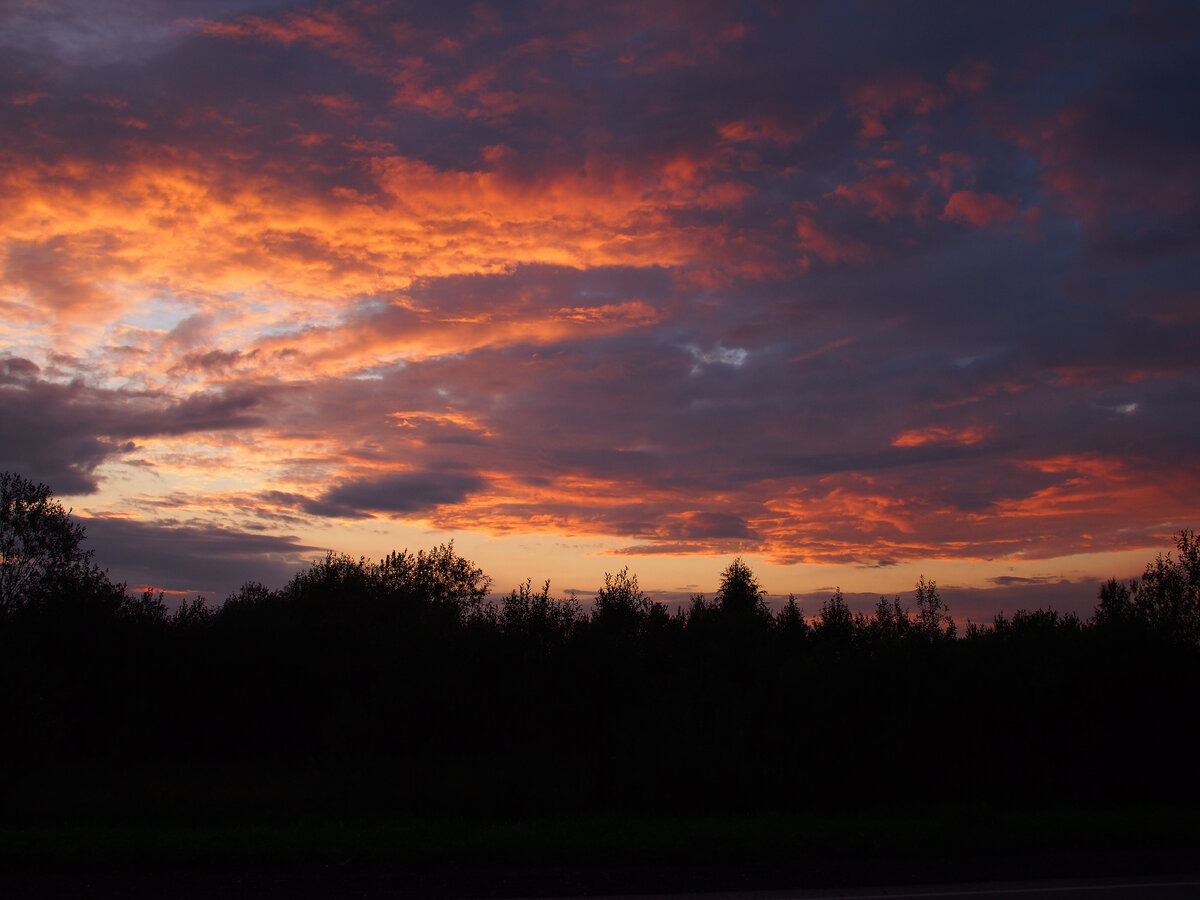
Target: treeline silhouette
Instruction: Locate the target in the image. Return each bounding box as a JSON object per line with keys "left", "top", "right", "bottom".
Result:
{"left": 2, "top": 472, "right": 1199, "bottom": 817}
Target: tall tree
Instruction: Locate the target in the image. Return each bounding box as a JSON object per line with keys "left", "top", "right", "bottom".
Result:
{"left": 592, "top": 566, "right": 652, "bottom": 636}
{"left": 0, "top": 472, "right": 93, "bottom": 610}
{"left": 914, "top": 575, "right": 955, "bottom": 640}
{"left": 1128, "top": 529, "right": 1200, "bottom": 643}
{"left": 715, "top": 557, "right": 767, "bottom": 617}
{"left": 815, "top": 587, "right": 854, "bottom": 644}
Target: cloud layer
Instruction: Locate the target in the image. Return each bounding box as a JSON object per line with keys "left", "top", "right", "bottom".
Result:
{"left": 1, "top": 0, "right": 1197, "bottom": 598}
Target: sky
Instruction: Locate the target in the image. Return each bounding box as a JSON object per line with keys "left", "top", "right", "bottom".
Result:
{"left": 1, "top": 0, "right": 1198, "bottom": 620}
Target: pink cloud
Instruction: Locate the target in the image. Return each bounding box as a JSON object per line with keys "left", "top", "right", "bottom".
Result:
{"left": 942, "top": 190, "right": 1019, "bottom": 227}
{"left": 795, "top": 214, "right": 873, "bottom": 265}
{"left": 204, "top": 9, "right": 362, "bottom": 49}
{"left": 927, "top": 151, "right": 975, "bottom": 193}
{"left": 849, "top": 77, "right": 945, "bottom": 139}
{"left": 829, "top": 172, "right": 927, "bottom": 222}
{"left": 718, "top": 117, "right": 800, "bottom": 145}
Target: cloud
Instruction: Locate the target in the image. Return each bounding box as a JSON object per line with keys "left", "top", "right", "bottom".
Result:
{"left": 795, "top": 214, "right": 874, "bottom": 266}
{"left": 848, "top": 76, "right": 945, "bottom": 139}
{"left": 0, "top": 0, "right": 1196, "bottom": 605}
{"left": 0, "top": 362, "right": 133, "bottom": 493}
{"left": 0, "top": 360, "right": 273, "bottom": 492}
{"left": 1, "top": 237, "right": 113, "bottom": 316}
{"left": 0, "top": 0, "right": 201, "bottom": 68}
{"left": 79, "top": 515, "right": 318, "bottom": 598}
{"left": 892, "top": 425, "right": 989, "bottom": 448}
{"left": 942, "top": 190, "right": 1019, "bottom": 227}
{"left": 830, "top": 172, "right": 927, "bottom": 223}
{"left": 316, "top": 470, "right": 486, "bottom": 517}
{"left": 988, "top": 574, "right": 1063, "bottom": 587}
{"left": 203, "top": 7, "right": 362, "bottom": 50}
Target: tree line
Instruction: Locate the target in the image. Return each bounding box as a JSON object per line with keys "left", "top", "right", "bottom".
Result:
{"left": 2, "top": 471, "right": 1199, "bottom": 816}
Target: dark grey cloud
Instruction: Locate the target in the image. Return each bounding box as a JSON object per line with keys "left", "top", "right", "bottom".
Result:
{"left": 988, "top": 575, "right": 1063, "bottom": 587}
{"left": 80, "top": 514, "right": 318, "bottom": 598}
{"left": 317, "top": 471, "right": 485, "bottom": 517}
{"left": 262, "top": 490, "right": 368, "bottom": 520}
{"left": 1, "top": 360, "right": 134, "bottom": 493}
{"left": 0, "top": 359, "right": 273, "bottom": 492}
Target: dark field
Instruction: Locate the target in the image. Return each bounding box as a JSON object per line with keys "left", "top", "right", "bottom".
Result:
{"left": 3, "top": 765, "right": 1199, "bottom": 898}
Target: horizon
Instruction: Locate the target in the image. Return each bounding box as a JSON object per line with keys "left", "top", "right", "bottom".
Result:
{"left": 68, "top": 501, "right": 1187, "bottom": 625}
{"left": 2, "top": 1, "right": 1197, "bottom": 622}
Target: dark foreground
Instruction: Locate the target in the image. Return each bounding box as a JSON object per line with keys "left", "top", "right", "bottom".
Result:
{"left": 3, "top": 538, "right": 1200, "bottom": 896}
{"left": 5, "top": 870, "right": 1200, "bottom": 900}
{"left": 2, "top": 803, "right": 1198, "bottom": 899}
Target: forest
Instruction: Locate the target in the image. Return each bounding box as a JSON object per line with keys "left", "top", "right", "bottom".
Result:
{"left": 2, "top": 470, "right": 1199, "bottom": 824}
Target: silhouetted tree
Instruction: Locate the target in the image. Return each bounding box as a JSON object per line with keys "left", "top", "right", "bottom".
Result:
{"left": 1094, "top": 577, "right": 1138, "bottom": 631}
{"left": 814, "top": 587, "right": 854, "bottom": 645}
{"left": 499, "top": 579, "right": 582, "bottom": 646}
{"left": 592, "top": 566, "right": 655, "bottom": 638}
{"left": 774, "top": 594, "right": 808, "bottom": 636}
{"left": 1130, "top": 529, "right": 1200, "bottom": 643}
{"left": 715, "top": 556, "right": 768, "bottom": 618}
{"left": 123, "top": 588, "right": 169, "bottom": 625}
{"left": 225, "top": 580, "right": 274, "bottom": 607}
{"left": 991, "top": 607, "right": 1083, "bottom": 645}
{"left": 278, "top": 551, "right": 370, "bottom": 611}
{"left": 914, "top": 575, "right": 954, "bottom": 640}
{"left": 172, "top": 594, "right": 214, "bottom": 627}
{"left": 868, "top": 594, "right": 910, "bottom": 645}
{"left": 1092, "top": 531, "right": 1200, "bottom": 644}
{"left": 375, "top": 542, "right": 491, "bottom": 623}
{"left": 0, "top": 472, "right": 95, "bottom": 610}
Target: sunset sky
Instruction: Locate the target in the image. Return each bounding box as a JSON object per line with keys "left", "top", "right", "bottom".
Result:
{"left": 2, "top": 0, "right": 1198, "bottom": 618}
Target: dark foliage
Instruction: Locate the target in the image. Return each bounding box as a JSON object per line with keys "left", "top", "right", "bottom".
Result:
{"left": 1095, "top": 530, "right": 1200, "bottom": 644}
{"left": 715, "top": 556, "right": 768, "bottom": 619}
{"left": 0, "top": 473, "right": 1197, "bottom": 820}
{"left": 1, "top": 472, "right": 98, "bottom": 610}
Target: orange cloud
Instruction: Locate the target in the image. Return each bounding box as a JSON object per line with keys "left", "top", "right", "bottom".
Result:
{"left": 747, "top": 452, "right": 1194, "bottom": 567}
{"left": 892, "top": 425, "right": 990, "bottom": 448}
{"left": 0, "top": 142, "right": 744, "bottom": 368}
{"left": 256, "top": 299, "right": 666, "bottom": 374}
{"left": 718, "top": 117, "right": 807, "bottom": 145}
{"left": 987, "top": 456, "right": 1183, "bottom": 539}
{"left": 389, "top": 410, "right": 491, "bottom": 437}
